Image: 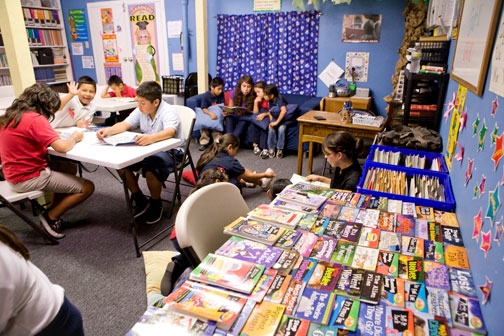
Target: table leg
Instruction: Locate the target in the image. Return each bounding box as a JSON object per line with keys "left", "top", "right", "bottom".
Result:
{"left": 308, "top": 142, "right": 314, "bottom": 174}
{"left": 297, "top": 125, "right": 304, "bottom": 175}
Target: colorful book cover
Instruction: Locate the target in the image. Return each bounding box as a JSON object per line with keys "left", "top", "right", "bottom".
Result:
{"left": 376, "top": 251, "right": 399, "bottom": 277}
{"left": 162, "top": 281, "right": 247, "bottom": 331}
{"left": 449, "top": 268, "right": 478, "bottom": 298}
{"left": 442, "top": 226, "right": 465, "bottom": 247}
{"left": 264, "top": 273, "right": 292, "bottom": 304}
{"left": 423, "top": 261, "right": 450, "bottom": 290}
{"left": 319, "top": 202, "right": 343, "bottom": 220}
{"left": 310, "top": 235, "right": 338, "bottom": 262}
{"left": 355, "top": 193, "right": 372, "bottom": 209}
{"left": 401, "top": 236, "right": 425, "bottom": 257}
{"left": 444, "top": 245, "right": 470, "bottom": 270}
{"left": 323, "top": 220, "right": 347, "bottom": 239}
{"left": 398, "top": 254, "right": 413, "bottom": 280}
{"left": 449, "top": 292, "right": 486, "bottom": 335}
{"left": 281, "top": 280, "right": 307, "bottom": 316}
{"left": 412, "top": 311, "right": 449, "bottom": 336}
{"left": 331, "top": 240, "right": 357, "bottom": 266}
{"left": 360, "top": 271, "right": 384, "bottom": 304}
{"left": 340, "top": 222, "right": 363, "bottom": 243}
{"left": 189, "top": 253, "right": 265, "bottom": 295}
{"left": 239, "top": 300, "right": 285, "bottom": 336}
{"left": 310, "top": 217, "right": 330, "bottom": 236}
{"left": 294, "top": 287, "right": 337, "bottom": 325}
{"left": 215, "top": 236, "right": 283, "bottom": 268}
{"left": 358, "top": 301, "right": 386, "bottom": 336}
{"left": 293, "top": 231, "right": 319, "bottom": 258}
{"left": 275, "top": 315, "right": 310, "bottom": 336}
{"left": 296, "top": 213, "right": 319, "bottom": 231}
{"left": 270, "top": 198, "right": 321, "bottom": 215}
{"left": 328, "top": 189, "right": 353, "bottom": 205}
{"left": 381, "top": 275, "right": 405, "bottom": 308}
{"left": 355, "top": 208, "right": 381, "bottom": 228}
{"left": 248, "top": 204, "right": 304, "bottom": 229}
{"left": 272, "top": 249, "right": 300, "bottom": 275}
{"left": 402, "top": 201, "right": 417, "bottom": 217}
{"left": 404, "top": 281, "right": 428, "bottom": 313}
{"left": 347, "top": 268, "right": 366, "bottom": 298}
{"left": 307, "top": 260, "right": 342, "bottom": 292}
{"left": 347, "top": 192, "right": 362, "bottom": 207}
{"left": 385, "top": 306, "right": 414, "bottom": 336}
{"left": 292, "top": 258, "right": 318, "bottom": 283}
{"left": 377, "top": 211, "right": 396, "bottom": 232}
{"left": 329, "top": 296, "right": 361, "bottom": 331}
{"left": 351, "top": 246, "right": 379, "bottom": 271}
{"left": 428, "top": 222, "right": 443, "bottom": 242}
{"left": 277, "top": 188, "right": 329, "bottom": 210}
{"left": 406, "top": 257, "right": 424, "bottom": 283}
{"left": 378, "top": 231, "right": 401, "bottom": 252}
{"left": 223, "top": 217, "right": 286, "bottom": 246}
{"left": 126, "top": 306, "right": 217, "bottom": 336}
{"left": 415, "top": 219, "right": 429, "bottom": 240}
{"left": 286, "top": 181, "right": 335, "bottom": 198}
{"left": 228, "top": 299, "right": 256, "bottom": 336}
{"left": 366, "top": 196, "right": 382, "bottom": 209}
{"left": 434, "top": 210, "right": 459, "bottom": 227}
{"left": 416, "top": 205, "right": 435, "bottom": 221}
{"left": 424, "top": 240, "right": 445, "bottom": 263}
{"left": 448, "top": 328, "right": 481, "bottom": 336}
{"left": 274, "top": 229, "right": 303, "bottom": 249}
{"left": 426, "top": 287, "right": 452, "bottom": 326}
{"left": 377, "top": 196, "right": 389, "bottom": 211}
{"left": 249, "top": 268, "right": 278, "bottom": 302}
{"left": 394, "top": 214, "right": 416, "bottom": 237}
{"left": 387, "top": 199, "right": 403, "bottom": 214}
{"left": 337, "top": 206, "right": 360, "bottom": 222}
{"left": 357, "top": 227, "right": 380, "bottom": 248}
{"left": 335, "top": 266, "right": 354, "bottom": 296}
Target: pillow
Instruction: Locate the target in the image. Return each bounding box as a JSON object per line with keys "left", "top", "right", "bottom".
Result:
{"left": 251, "top": 104, "right": 299, "bottom": 130}
{"left": 182, "top": 170, "right": 198, "bottom": 185}
{"left": 142, "top": 250, "right": 179, "bottom": 295}
{"left": 193, "top": 105, "right": 224, "bottom": 132}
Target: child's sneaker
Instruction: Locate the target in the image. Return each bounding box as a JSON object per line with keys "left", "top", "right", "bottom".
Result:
{"left": 253, "top": 145, "right": 261, "bottom": 155}
{"left": 260, "top": 168, "right": 275, "bottom": 191}
{"left": 267, "top": 149, "right": 276, "bottom": 159}
{"left": 39, "top": 211, "right": 65, "bottom": 239}
{"left": 260, "top": 149, "right": 269, "bottom": 159}
{"left": 276, "top": 149, "right": 283, "bottom": 158}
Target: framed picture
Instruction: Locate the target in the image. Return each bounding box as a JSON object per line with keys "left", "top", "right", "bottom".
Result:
{"left": 450, "top": 0, "right": 503, "bottom": 95}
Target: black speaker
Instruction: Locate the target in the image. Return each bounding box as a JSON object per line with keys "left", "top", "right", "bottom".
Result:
{"left": 37, "top": 48, "right": 54, "bottom": 65}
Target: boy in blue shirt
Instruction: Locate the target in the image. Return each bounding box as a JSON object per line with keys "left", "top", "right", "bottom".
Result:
{"left": 197, "top": 77, "right": 224, "bottom": 151}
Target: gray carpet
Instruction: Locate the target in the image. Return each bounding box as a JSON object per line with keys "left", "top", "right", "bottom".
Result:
{"left": 0, "top": 140, "right": 331, "bottom": 336}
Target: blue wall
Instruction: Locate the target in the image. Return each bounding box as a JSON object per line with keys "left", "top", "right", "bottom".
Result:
{"left": 61, "top": 0, "right": 406, "bottom": 115}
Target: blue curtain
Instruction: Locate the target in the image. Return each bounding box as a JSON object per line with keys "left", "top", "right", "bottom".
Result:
{"left": 216, "top": 11, "right": 319, "bottom": 96}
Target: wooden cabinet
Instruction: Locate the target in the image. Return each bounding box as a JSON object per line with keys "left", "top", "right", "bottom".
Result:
{"left": 319, "top": 96, "right": 372, "bottom": 112}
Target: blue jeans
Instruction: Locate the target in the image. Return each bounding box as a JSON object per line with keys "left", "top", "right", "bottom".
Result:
{"left": 267, "top": 124, "right": 286, "bottom": 150}
{"left": 225, "top": 114, "right": 251, "bottom": 139}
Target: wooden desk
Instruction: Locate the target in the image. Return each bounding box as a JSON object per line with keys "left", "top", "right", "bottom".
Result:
{"left": 297, "top": 110, "right": 384, "bottom": 175}
{"left": 319, "top": 96, "right": 372, "bottom": 112}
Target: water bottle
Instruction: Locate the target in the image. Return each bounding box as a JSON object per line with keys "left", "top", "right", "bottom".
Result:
{"left": 410, "top": 42, "right": 422, "bottom": 73}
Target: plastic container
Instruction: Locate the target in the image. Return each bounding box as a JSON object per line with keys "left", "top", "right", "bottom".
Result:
{"left": 162, "top": 76, "right": 184, "bottom": 95}
{"left": 410, "top": 42, "right": 422, "bottom": 73}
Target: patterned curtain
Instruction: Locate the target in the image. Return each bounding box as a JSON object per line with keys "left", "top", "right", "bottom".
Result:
{"left": 216, "top": 11, "right": 320, "bottom": 96}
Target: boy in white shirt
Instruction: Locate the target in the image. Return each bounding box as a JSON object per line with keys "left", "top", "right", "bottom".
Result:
{"left": 50, "top": 76, "right": 97, "bottom": 129}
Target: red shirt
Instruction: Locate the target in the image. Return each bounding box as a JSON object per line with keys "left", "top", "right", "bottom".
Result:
{"left": 109, "top": 84, "right": 137, "bottom": 98}
{"left": 0, "top": 112, "right": 60, "bottom": 183}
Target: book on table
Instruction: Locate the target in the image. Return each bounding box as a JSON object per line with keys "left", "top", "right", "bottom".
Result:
{"left": 223, "top": 216, "right": 287, "bottom": 246}
{"left": 247, "top": 204, "right": 304, "bottom": 229}
{"left": 101, "top": 131, "right": 139, "bottom": 146}
{"left": 189, "top": 253, "right": 265, "bottom": 295}
{"left": 222, "top": 106, "right": 252, "bottom": 114}
{"left": 276, "top": 188, "right": 329, "bottom": 210}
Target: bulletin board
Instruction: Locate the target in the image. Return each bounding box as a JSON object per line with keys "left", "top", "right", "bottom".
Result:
{"left": 450, "top": 0, "right": 503, "bottom": 96}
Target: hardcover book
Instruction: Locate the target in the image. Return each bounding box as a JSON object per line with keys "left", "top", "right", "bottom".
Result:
{"left": 358, "top": 302, "right": 386, "bottom": 336}
{"left": 423, "top": 240, "right": 445, "bottom": 263}
{"left": 329, "top": 296, "right": 361, "bottom": 331}
{"left": 248, "top": 204, "right": 304, "bottom": 229}
{"left": 381, "top": 275, "right": 405, "bottom": 308}
{"left": 385, "top": 306, "right": 414, "bottom": 336}
{"left": 426, "top": 287, "right": 452, "bottom": 326}
{"left": 239, "top": 300, "right": 285, "bottom": 336}
{"left": 281, "top": 280, "right": 307, "bottom": 316}
{"left": 340, "top": 222, "right": 363, "bottom": 243}
{"left": 404, "top": 281, "right": 428, "bottom": 313}
{"left": 394, "top": 214, "right": 416, "bottom": 237}
{"left": 442, "top": 226, "right": 465, "bottom": 246}
{"left": 378, "top": 231, "right": 401, "bottom": 252}
{"left": 306, "top": 260, "right": 342, "bottom": 292}
{"left": 294, "top": 287, "right": 337, "bottom": 325}
{"left": 401, "top": 236, "right": 424, "bottom": 257}
{"left": 274, "top": 229, "right": 303, "bottom": 249}
{"left": 223, "top": 217, "right": 286, "bottom": 246}
{"left": 449, "top": 292, "right": 487, "bottom": 335}
{"left": 162, "top": 281, "right": 247, "bottom": 331}
{"left": 444, "top": 245, "right": 470, "bottom": 270}
{"left": 423, "top": 261, "right": 450, "bottom": 290}
{"left": 376, "top": 251, "right": 399, "bottom": 277}
{"left": 351, "top": 246, "right": 379, "bottom": 271}
{"left": 319, "top": 202, "right": 344, "bottom": 220}
{"left": 264, "top": 273, "right": 292, "bottom": 304}
{"left": 277, "top": 188, "right": 329, "bottom": 210}
{"left": 331, "top": 240, "right": 357, "bottom": 266}
{"left": 189, "top": 253, "right": 265, "bottom": 295}
{"left": 449, "top": 268, "right": 477, "bottom": 298}
{"left": 275, "top": 315, "right": 310, "bottom": 336}
{"left": 309, "top": 235, "right": 338, "bottom": 262}
{"left": 272, "top": 249, "right": 300, "bottom": 275}
{"left": 215, "top": 236, "right": 283, "bottom": 268}
{"left": 357, "top": 226, "right": 380, "bottom": 248}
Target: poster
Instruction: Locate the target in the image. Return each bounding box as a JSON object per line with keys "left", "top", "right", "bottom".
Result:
{"left": 253, "top": 0, "right": 282, "bottom": 12}
{"left": 68, "top": 9, "right": 89, "bottom": 42}
{"left": 102, "top": 35, "right": 119, "bottom": 63}
{"left": 445, "top": 85, "right": 467, "bottom": 170}
{"left": 101, "top": 8, "right": 115, "bottom": 35}
{"left": 489, "top": 18, "right": 504, "bottom": 97}
{"left": 345, "top": 52, "right": 369, "bottom": 82}
{"left": 342, "top": 14, "right": 381, "bottom": 43}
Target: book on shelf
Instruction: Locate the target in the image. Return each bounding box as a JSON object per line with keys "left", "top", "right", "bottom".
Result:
{"left": 223, "top": 217, "right": 287, "bottom": 246}
{"left": 239, "top": 300, "right": 285, "bottom": 336}
{"left": 215, "top": 236, "right": 283, "bottom": 269}
{"left": 189, "top": 253, "right": 265, "bottom": 295}
{"left": 294, "top": 287, "right": 336, "bottom": 325}
{"left": 125, "top": 306, "right": 217, "bottom": 336}
{"left": 449, "top": 268, "right": 478, "bottom": 298}
{"left": 329, "top": 296, "right": 360, "bottom": 331}
{"left": 276, "top": 188, "right": 329, "bottom": 210}
{"left": 449, "top": 292, "right": 487, "bottom": 335}
{"left": 247, "top": 204, "right": 304, "bottom": 229}
{"left": 162, "top": 280, "right": 247, "bottom": 331}
{"left": 101, "top": 131, "right": 138, "bottom": 146}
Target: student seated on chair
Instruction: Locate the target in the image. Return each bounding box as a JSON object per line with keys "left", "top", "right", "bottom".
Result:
{"left": 101, "top": 75, "right": 137, "bottom": 99}
{"left": 0, "top": 226, "right": 84, "bottom": 335}
{"left": 50, "top": 76, "right": 97, "bottom": 129}
{"left": 0, "top": 83, "right": 95, "bottom": 240}
{"left": 305, "top": 131, "right": 363, "bottom": 192}
{"left": 196, "top": 77, "right": 225, "bottom": 151}
{"left": 96, "top": 81, "right": 184, "bottom": 225}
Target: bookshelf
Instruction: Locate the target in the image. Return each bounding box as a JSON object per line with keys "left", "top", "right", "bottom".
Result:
{"left": 0, "top": 0, "right": 73, "bottom": 89}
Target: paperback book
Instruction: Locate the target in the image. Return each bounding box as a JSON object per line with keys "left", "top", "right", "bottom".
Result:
{"left": 286, "top": 181, "right": 335, "bottom": 197}
{"left": 248, "top": 204, "right": 304, "bottom": 229}
{"left": 222, "top": 106, "right": 252, "bottom": 114}
{"left": 337, "top": 206, "right": 360, "bottom": 222}
{"left": 442, "top": 226, "right": 465, "bottom": 246}
{"left": 394, "top": 214, "right": 416, "bottom": 237}
{"left": 378, "top": 231, "right": 401, "bottom": 252}
{"left": 359, "top": 270, "right": 384, "bottom": 304}
{"left": 428, "top": 222, "right": 443, "bottom": 242}
{"left": 292, "top": 231, "right": 319, "bottom": 257}
{"left": 423, "top": 240, "right": 445, "bottom": 263}
{"left": 423, "top": 261, "right": 450, "bottom": 290}
{"left": 358, "top": 301, "right": 386, "bottom": 336}
{"left": 399, "top": 255, "right": 424, "bottom": 283}
{"left": 381, "top": 275, "right": 405, "bottom": 308}
{"left": 275, "top": 315, "right": 310, "bottom": 336}
{"left": 227, "top": 299, "right": 256, "bottom": 336}
{"left": 296, "top": 213, "right": 319, "bottom": 231}
{"left": 272, "top": 249, "right": 300, "bottom": 275}
{"left": 449, "top": 268, "right": 477, "bottom": 298}
{"left": 215, "top": 236, "right": 283, "bottom": 268}
{"left": 329, "top": 296, "right": 361, "bottom": 332}
{"left": 264, "top": 273, "right": 292, "bottom": 304}
{"left": 323, "top": 220, "right": 347, "bottom": 239}
{"left": 309, "top": 235, "right": 338, "bottom": 262}
{"left": 277, "top": 188, "right": 329, "bottom": 210}
{"left": 306, "top": 260, "right": 342, "bottom": 292}
{"left": 434, "top": 209, "right": 459, "bottom": 227}
{"left": 281, "top": 280, "right": 307, "bottom": 316}
{"left": 292, "top": 258, "right": 318, "bottom": 283}
{"left": 355, "top": 208, "right": 381, "bottom": 228}
{"left": 310, "top": 217, "right": 330, "bottom": 236}
{"left": 426, "top": 287, "right": 452, "bottom": 326}
{"left": 357, "top": 226, "right": 380, "bottom": 248}
{"left": 270, "top": 198, "right": 321, "bottom": 214}
{"left": 377, "top": 211, "right": 396, "bottom": 232}
{"left": 249, "top": 268, "right": 278, "bottom": 302}
{"left": 351, "top": 246, "right": 380, "bottom": 271}
{"left": 405, "top": 281, "right": 428, "bottom": 313}
{"left": 328, "top": 189, "right": 353, "bottom": 205}
{"left": 223, "top": 217, "right": 286, "bottom": 246}
{"left": 376, "top": 251, "right": 399, "bottom": 277}
{"left": 387, "top": 199, "right": 403, "bottom": 214}
{"left": 416, "top": 205, "right": 435, "bottom": 221}
{"left": 189, "top": 253, "right": 265, "bottom": 295}
{"left": 385, "top": 306, "right": 414, "bottom": 336}
{"left": 294, "top": 287, "right": 337, "bottom": 325}
{"left": 444, "top": 245, "right": 470, "bottom": 270}
{"left": 239, "top": 300, "right": 285, "bottom": 336}
{"left": 101, "top": 131, "right": 138, "bottom": 146}
{"left": 331, "top": 240, "right": 357, "bottom": 266}
{"left": 449, "top": 292, "right": 487, "bottom": 334}
{"left": 319, "top": 202, "right": 343, "bottom": 220}
{"left": 402, "top": 201, "right": 417, "bottom": 217}
{"left": 340, "top": 222, "right": 363, "bottom": 243}
{"left": 274, "top": 229, "right": 303, "bottom": 250}
{"left": 401, "top": 236, "right": 425, "bottom": 257}
{"left": 411, "top": 311, "right": 449, "bottom": 336}
{"left": 415, "top": 219, "right": 429, "bottom": 240}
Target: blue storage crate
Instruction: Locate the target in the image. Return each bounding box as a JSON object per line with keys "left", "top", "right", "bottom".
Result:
{"left": 367, "top": 144, "right": 448, "bottom": 173}
{"left": 357, "top": 162, "right": 455, "bottom": 211}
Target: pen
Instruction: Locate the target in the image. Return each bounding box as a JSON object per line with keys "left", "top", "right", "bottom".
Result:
{"left": 296, "top": 191, "right": 310, "bottom": 198}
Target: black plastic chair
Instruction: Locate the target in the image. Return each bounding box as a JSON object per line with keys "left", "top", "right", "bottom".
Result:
{"left": 184, "top": 72, "right": 212, "bottom": 105}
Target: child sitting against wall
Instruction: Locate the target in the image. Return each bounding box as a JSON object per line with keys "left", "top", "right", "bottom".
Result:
{"left": 194, "top": 77, "right": 225, "bottom": 151}
{"left": 261, "top": 84, "right": 288, "bottom": 159}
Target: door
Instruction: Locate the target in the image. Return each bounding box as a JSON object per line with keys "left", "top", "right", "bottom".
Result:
{"left": 87, "top": 0, "right": 169, "bottom": 85}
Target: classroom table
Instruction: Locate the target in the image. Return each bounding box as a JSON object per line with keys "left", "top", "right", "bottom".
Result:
{"left": 49, "top": 130, "right": 182, "bottom": 256}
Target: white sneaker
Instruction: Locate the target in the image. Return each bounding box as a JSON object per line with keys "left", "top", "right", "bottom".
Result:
{"left": 260, "top": 168, "right": 275, "bottom": 191}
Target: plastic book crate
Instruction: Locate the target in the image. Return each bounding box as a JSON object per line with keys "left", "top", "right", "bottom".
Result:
{"left": 418, "top": 40, "right": 450, "bottom": 66}
{"left": 367, "top": 144, "right": 448, "bottom": 173}
{"left": 357, "top": 162, "right": 455, "bottom": 211}
{"left": 162, "top": 76, "right": 184, "bottom": 95}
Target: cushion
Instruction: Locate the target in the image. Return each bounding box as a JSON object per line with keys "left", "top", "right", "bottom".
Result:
{"left": 142, "top": 250, "right": 179, "bottom": 295}
{"left": 251, "top": 104, "right": 298, "bottom": 130}
{"left": 182, "top": 170, "right": 198, "bottom": 185}
{"left": 193, "top": 105, "right": 224, "bottom": 132}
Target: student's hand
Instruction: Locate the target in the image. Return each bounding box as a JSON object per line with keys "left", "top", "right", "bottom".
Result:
{"left": 305, "top": 174, "right": 320, "bottom": 182}
{"left": 71, "top": 130, "right": 84, "bottom": 143}
{"left": 256, "top": 113, "right": 266, "bottom": 121}
{"left": 76, "top": 118, "right": 91, "bottom": 129}
{"left": 208, "top": 112, "right": 217, "bottom": 120}
{"left": 96, "top": 128, "right": 111, "bottom": 140}
{"left": 269, "top": 121, "right": 278, "bottom": 128}
{"left": 66, "top": 81, "right": 79, "bottom": 96}
{"left": 264, "top": 170, "right": 276, "bottom": 178}
{"left": 134, "top": 134, "right": 154, "bottom": 146}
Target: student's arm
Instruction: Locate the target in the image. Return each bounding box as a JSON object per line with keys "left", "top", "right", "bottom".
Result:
{"left": 239, "top": 168, "right": 276, "bottom": 185}
{"left": 305, "top": 174, "right": 331, "bottom": 185}
{"left": 270, "top": 105, "right": 287, "bottom": 127}
{"left": 51, "top": 130, "right": 84, "bottom": 153}
{"left": 96, "top": 121, "right": 131, "bottom": 139}
{"left": 101, "top": 85, "right": 112, "bottom": 98}
{"left": 59, "top": 81, "right": 78, "bottom": 109}
{"left": 135, "top": 127, "right": 175, "bottom": 146}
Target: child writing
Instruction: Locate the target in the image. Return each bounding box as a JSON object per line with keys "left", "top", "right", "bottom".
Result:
{"left": 196, "top": 133, "right": 275, "bottom": 191}
{"left": 101, "top": 75, "right": 137, "bottom": 98}
{"left": 0, "top": 83, "right": 95, "bottom": 239}
{"left": 306, "top": 131, "right": 363, "bottom": 191}
{"left": 51, "top": 76, "right": 97, "bottom": 129}
{"left": 250, "top": 80, "right": 270, "bottom": 155}
{"left": 96, "top": 81, "right": 184, "bottom": 225}
{"left": 224, "top": 75, "right": 256, "bottom": 139}
{"left": 196, "top": 77, "right": 225, "bottom": 151}
{"left": 263, "top": 84, "right": 288, "bottom": 159}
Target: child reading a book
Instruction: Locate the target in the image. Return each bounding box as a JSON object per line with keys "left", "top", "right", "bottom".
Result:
{"left": 0, "top": 83, "right": 95, "bottom": 239}
{"left": 262, "top": 84, "right": 288, "bottom": 159}
{"left": 50, "top": 76, "right": 97, "bottom": 129}
{"left": 96, "top": 81, "right": 184, "bottom": 225}
{"left": 196, "top": 133, "right": 275, "bottom": 191}
{"left": 195, "top": 77, "right": 225, "bottom": 151}
{"left": 101, "top": 75, "right": 137, "bottom": 98}
{"left": 224, "top": 75, "right": 255, "bottom": 140}
{"left": 306, "top": 131, "right": 363, "bottom": 192}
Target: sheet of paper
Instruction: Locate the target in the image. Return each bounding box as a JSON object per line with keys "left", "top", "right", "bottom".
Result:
{"left": 72, "top": 42, "right": 84, "bottom": 55}
{"left": 82, "top": 56, "right": 94, "bottom": 69}
{"left": 318, "top": 60, "right": 344, "bottom": 87}
{"left": 167, "top": 20, "right": 182, "bottom": 38}
{"left": 172, "top": 52, "right": 184, "bottom": 72}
